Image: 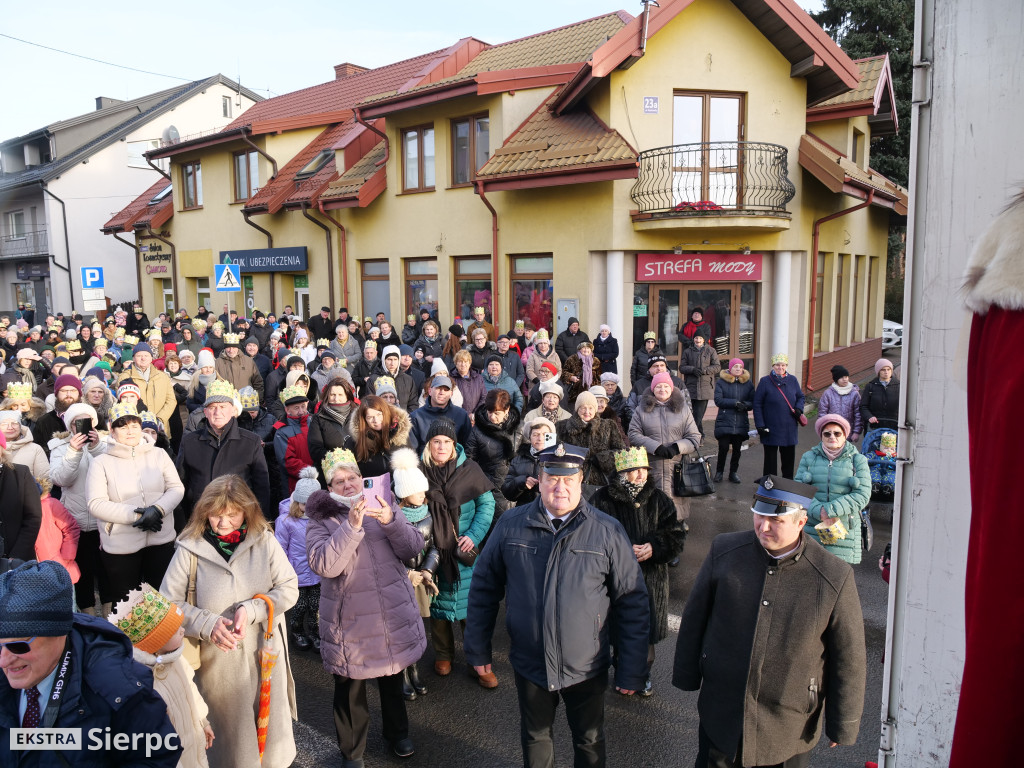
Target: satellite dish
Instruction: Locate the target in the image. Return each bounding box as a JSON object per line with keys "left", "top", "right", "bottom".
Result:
{"left": 162, "top": 125, "right": 180, "bottom": 145}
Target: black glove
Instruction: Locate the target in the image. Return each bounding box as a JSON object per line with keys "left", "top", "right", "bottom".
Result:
{"left": 667, "top": 442, "right": 681, "bottom": 457}
{"left": 757, "top": 427, "right": 770, "bottom": 439}
{"left": 132, "top": 506, "right": 164, "bottom": 533}
{"left": 654, "top": 445, "right": 673, "bottom": 459}
{"left": 734, "top": 401, "right": 747, "bottom": 411}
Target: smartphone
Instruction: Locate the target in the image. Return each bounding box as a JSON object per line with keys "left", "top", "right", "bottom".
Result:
{"left": 542, "top": 431, "right": 557, "bottom": 448}
{"left": 74, "top": 418, "right": 93, "bottom": 435}
{"left": 362, "top": 473, "right": 393, "bottom": 508}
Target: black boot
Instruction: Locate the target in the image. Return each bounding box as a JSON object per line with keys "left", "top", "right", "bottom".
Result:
{"left": 401, "top": 667, "right": 417, "bottom": 701}
{"left": 729, "top": 472, "right": 741, "bottom": 484}
{"left": 713, "top": 472, "right": 723, "bottom": 483}
{"left": 408, "top": 662, "right": 427, "bottom": 696}
{"left": 290, "top": 620, "right": 311, "bottom": 651}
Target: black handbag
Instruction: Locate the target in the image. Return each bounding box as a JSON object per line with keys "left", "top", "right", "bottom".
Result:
{"left": 861, "top": 507, "right": 874, "bottom": 552}
{"left": 672, "top": 451, "right": 715, "bottom": 497}
{"left": 452, "top": 524, "right": 478, "bottom": 567}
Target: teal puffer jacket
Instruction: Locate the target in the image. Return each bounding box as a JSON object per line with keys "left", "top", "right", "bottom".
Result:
{"left": 795, "top": 441, "right": 871, "bottom": 564}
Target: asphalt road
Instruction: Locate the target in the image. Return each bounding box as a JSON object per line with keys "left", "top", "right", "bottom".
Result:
{"left": 287, "top": 428, "right": 892, "bottom": 768}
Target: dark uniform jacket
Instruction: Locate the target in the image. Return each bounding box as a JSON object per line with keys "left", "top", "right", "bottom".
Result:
{"left": 465, "top": 497, "right": 650, "bottom": 692}
{"left": 672, "top": 531, "right": 866, "bottom": 766}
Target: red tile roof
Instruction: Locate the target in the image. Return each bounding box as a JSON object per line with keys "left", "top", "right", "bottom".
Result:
{"left": 101, "top": 178, "right": 173, "bottom": 233}
{"left": 806, "top": 55, "right": 898, "bottom": 136}
{"left": 319, "top": 143, "right": 387, "bottom": 207}
{"left": 799, "top": 133, "right": 908, "bottom": 214}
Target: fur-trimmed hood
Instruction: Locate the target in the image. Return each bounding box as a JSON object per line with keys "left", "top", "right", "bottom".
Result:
{"left": 304, "top": 488, "right": 361, "bottom": 523}
{"left": 640, "top": 388, "right": 687, "bottom": 414}
{"left": 347, "top": 405, "right": 412, "bottom": 447}
{"left": 719, "top": 370, "right": 751, "bottom": 384}
{"left": 964, "top": 192, "right": 1024, "bottom": 313}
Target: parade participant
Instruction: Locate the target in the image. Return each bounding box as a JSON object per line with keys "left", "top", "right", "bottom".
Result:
{"left": 306, "top": 378, "right": 357, "bottom": 485}
{"left": 0, "top": 436, "right": 43, "bottom": 563}
{"left": 161, "top": 476, "right": 298, "bottom": 768}
{"left": 677, "top": 307, "right": 712, "bottom": 353}
{"left": 465, "top": 442, "right": 650, "bottom": 767}
{"left": 753, "top": 353, "right": 806, "bottom": 479}
{"left": 673, "top": 475, "right": 866, "bottom": 768}
{"left": 119, "top": 342, "right": 178, "bottom": 436}
{"left": 593, "top": 324, "right": 619, "bottom": 375}
{"left": 0, "top": 410, "right": 47, "bottom": 479}
{"left": 306, "top": 449, "right": 425, "bottom": 765}
{"left": 451, "top": 349, "right": 486, "bottom": 419}
{"left": 465, "top": 306, "right": 496, "bottom": 343}
{"left": 625, "top": 353, "right": 689, "bottom": 418}
{"left": 466, "top": 388, "right": 521, "bottom": 514}
{"left": 467, "top": 328, "right": 492, "bottom": 373}
{"left": 524, "top": 329, "right": 561, "bottom": 386}
{"left": 0, "top": 561, "right": 180, "bottom": 766}
{"left": 344, "top": 394, "right": 412, "bottom": 479}
{"left": 408, "top": 374, "right": 471, "bottom": 453}
{"left": 494, "top": 334, "right": 525, "bottom": 388}
{"left": 32, "top": 373, "right": 82, "bottom": 458}
{"left": 215, "top": 333, "right": 265, "bottom": 401}
{"left": 481, "top": 355, "right": 524, "bottom": 413}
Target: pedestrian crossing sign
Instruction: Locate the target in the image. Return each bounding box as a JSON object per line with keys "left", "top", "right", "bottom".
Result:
{"left": 214, "top": 263, "right": 241, "bottom": 292}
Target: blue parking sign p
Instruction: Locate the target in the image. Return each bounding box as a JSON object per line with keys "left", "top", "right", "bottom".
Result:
{"left": 81, "top": 267, "right": 104, "bottom": 289}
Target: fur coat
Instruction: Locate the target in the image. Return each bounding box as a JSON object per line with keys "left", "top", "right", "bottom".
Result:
{"left": 555, "top": 411, "right": 626, "bottom": 487}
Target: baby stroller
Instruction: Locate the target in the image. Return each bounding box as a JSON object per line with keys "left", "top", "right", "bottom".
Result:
{"left": 861, "top": 427, "right": 898, "bottom": 498}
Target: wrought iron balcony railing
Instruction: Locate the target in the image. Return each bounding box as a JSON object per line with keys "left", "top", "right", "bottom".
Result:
{"left": 0, "top": 230, "right": 48, "bottom": 259}
{"left": 630, "top": 141, "right": 795, "bottom": 216}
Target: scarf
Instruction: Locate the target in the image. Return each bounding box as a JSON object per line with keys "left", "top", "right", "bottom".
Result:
{"left": 204, "top": 523, "right": 247, "bottom": 561}
{"left": 401, "top": 503, "right": 430, "bottom": 524}
{"left": 577, "top": 352, "right": 594, "bottom": 388}
{"left": 198, "top": 372, "right": 215, "bottom": 386}
{"left": 319, "top": 402, "right": 352, "bottom": 427}
{"left": 822, "top": 440, "right": 846, "bottom": 461}
{"left": 541, "top": 405, "right": 560, "bottom": 422}
{"left": 423, "top": 453, "right": 493, "bottom": 583}
{"left": 831, "top": 381, "right": 854, "bottom": 396}
{"left": 615, "top": 472, "right": 645, "bottom": 502}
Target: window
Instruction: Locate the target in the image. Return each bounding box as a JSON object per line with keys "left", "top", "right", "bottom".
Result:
{"left": 196, "top": 277, "right": 211, "bottom": 313}
{"left": 404, "top": 258, "right": 437, "bottom": 319}
{"left": 672, "top": 91, "right": 745, "bottom": 207}
{"left": 294, "top": 275, "right": 310, "bottom": 320}
{"left": 852, "top": 256, "right": 863, "bottom": 342}
{"left": 222, "top": 96, "right": 232, "bottom": 118}
{"left": 182, "top": 161, "right": 202, "bottom": 209}
{"left": 852, "top": 129, "right": 864, "bottom": 167}
{"left": 360, "top": 260, "right": 390, "bottom": 320}
{"left": 451, "top": 115, "right": 490, "bottom": 185}
{"left": 242, "top": 276, "right": 255, "bottom": 318}
{"left": 5, "top": 210, "right": 25, "bottom": 239}
{"left": 149, "top": 184, "right": 172, "bottom": 205}
{"left": 454, "top": 257, "right": 492, "bottom": 324}
{"left": 510, "top": 255, "right": 553, "bottom": 333}
{"left": 814, "top": 253, "right": 826, "bottom": 352}
{"left": 233, "top": 150, "right": 259, "bottom": 201}
{"left": 402, "top": 125, "right": 435, "bottom": 192}
{"left": 127, "top": 139, "right": 162, "bottom": 170}
{"left": 834, "top": 254, "right": 846, "bottom": 347}
{"left": 867, "top": 256, "right": 879, "bottom": 334}
{"left": 296, "top": 149, "right": 333, "bottom": 180}
{"left": 161, "top": 279, "right": 174, "bottom": 316}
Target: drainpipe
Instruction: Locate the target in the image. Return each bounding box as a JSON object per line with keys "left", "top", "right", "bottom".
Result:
{"left": 146, "top": 156, "right": 171, "bottom": 181}
{"left": 301, "top": 204, "right": 336, "bottom": 314}
{"left": 475, "top": 180, "right": 500, "bottom": 330}
{"left": 353, "top": 106, "right": 389, "bottom": 168}
{"left": 40, "top": 185, "right": 75, "bottom": 312}
{"left": 112, "top": 232, "right": 143, "bottom": 303}
{"left": 805, "top": 190, "right": 875, "bottom": 391}
{"left": 318, "top": 202, "right": 349, "bottom": 311}
{"left": 140, "top": 227, "right": 178, "bottom": 311}
{"left": 240, "top": 128, "right": 278, "bottom": 179}
{"left": 242, "top": 213, "right": 275, "bottom": 315}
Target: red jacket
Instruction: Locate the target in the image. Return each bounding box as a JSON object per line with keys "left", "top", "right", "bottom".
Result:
{"left": 35, "top": 496, "right": 81, "bottom": 583}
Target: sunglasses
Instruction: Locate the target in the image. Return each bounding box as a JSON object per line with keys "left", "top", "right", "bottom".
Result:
{"left": 821, "top": 430, "right": 845, "bottom": 438}
{"left": 0, "top": 637, "right": 37, "bottom": 655}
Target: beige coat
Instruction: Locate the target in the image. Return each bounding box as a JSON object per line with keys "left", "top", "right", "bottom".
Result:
{"left": 134, "top": 645, "right": 210, "bottom": 768}
{"left": 7, "top": 425, "right": 48, "bottom": 480}
{"left": 49, "top": 431, "right": 107, "bottom": 533}
{"left": 525, "top": 344, "right": 562, "bottom": 383}
{"left": 161, "top": 531, "right": 298, "bottom": 768}
{"left": 118, "top": 365, "right": 178, "bottom": 434}
{"left": 86, "top": 433, "right": 184, "bottom": 554}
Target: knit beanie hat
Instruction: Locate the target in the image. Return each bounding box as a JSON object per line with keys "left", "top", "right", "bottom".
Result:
{"left": 197, "top": 349, "right": 216, "bottom": 369}
{"left": 815, "top": 413, "right": 851, "bottom": 438}
{"left": 54, "top": 373, "right": 83, "bottom": 394}
{"left": 291, "top": 466, "right": 320, "bottom": 505}
{"left": 875, "top": 358, "right": 893, "bottom": 375}
{"left": 383, "top": 345, "right": 401, "bottom": 360}
{"left": 0, "top": 410, "right": 21, "bottom": 425}
{"left": 729, "top": 358, "right": 744, "bottom": 370}
{"left": 62, "top": 403, "right": 98, "bottom": 430}
{"left": 540, "top": 362, "right": 559, "bottom": 377}
{"left": 430, "top": 358, "right": 449, "bottom": 376}
{"left": 448, "top": 324, "right": 465, "bottom": 338}
{"left": 485, "top": 354, "right": 503, "bottom": 368}
{"left": 0, "top": 561, "right": 74, "bottom": 638}
{"left": 116, "top": 380, "right": 141, "bottom": 400}
{"left": 600, "top": 372, "right": 620, "bottom": 384}
{"left": 426, "top": 417, "right": 458, "bottom": 443}
{"left": 374, "top": 376, "right": 398, "bottom": 398}
{"left": 526, "top": 416, "right": 556, "bottom": 434}
{"left": 831, "top": 364, "right": 850, "bottom": 383}
{"left": 391, "top": 447, "right": 429, "bottom": 499}
{"left": 108, "top": 584, "right": 183, "bottom": 654}
{"left": 651, "top": 371, "right": 674, "bottom": 391}
{"left": 132, "top": 342, "right": 152, "bottom": 357}
{"left": 539, "top": 379, "right": 563, "bottom": 398}
{"left": 575, "top": 391, "right": 599, "bottom": 413}
{"left": 285, "top": 369, "right": 310, "bottom": 390}
{"left": 647, "top": 354, "right": 667, "bottom": 370}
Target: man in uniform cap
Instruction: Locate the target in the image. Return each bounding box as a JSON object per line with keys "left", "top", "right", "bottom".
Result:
{"left": 673, "top": 475, "right": 866, "bottom": 768}
{"left": 465, "top": 442, "right": 650, "bottom": 768}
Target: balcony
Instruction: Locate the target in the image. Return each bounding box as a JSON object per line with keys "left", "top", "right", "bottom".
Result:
{"left": 630, "top": 142, "right": 795, "bottom": 232}
{"left": 0, "top": 230, "right": 49, "bottom": 260}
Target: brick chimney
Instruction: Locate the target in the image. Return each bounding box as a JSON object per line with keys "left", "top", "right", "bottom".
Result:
{"left": 334, "top": 63, "right": 368, "bottom": 80}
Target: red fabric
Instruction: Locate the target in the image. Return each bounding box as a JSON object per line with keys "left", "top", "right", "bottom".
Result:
{"left": 34, "top": 497, "right": 81, "bottom": 583}
{"left": 283, "top": 416, "right": 312, "bottom": 493}
{"left": 950, "top": 307, "right": 1024, "bottom": 767}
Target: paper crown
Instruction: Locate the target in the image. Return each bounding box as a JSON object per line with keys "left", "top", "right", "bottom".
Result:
{"left": 192, "top": 319, "right": 207, "bottom": 330}
{"left": 473, "top": 306, "right": 485, "bottom": 314}
{"left": 204, "top": 379, "right": 237, "bottom": 404}
{"left": 113, "top": 327, "right": 126, "bottom": 337}
{"left": 223, "top": 332, "right": 240, "bottom": 346}
{"left": 534, "top": 329, "right": 549, "bottom": 342}
{"left": 316, "top": 338, "right": 330, "bottom": 348}
{"left": 279, "top": 384, "right": 308, "bottom": 405}
{"left": 239, "top": 388, "right": 260, "bottom": 410}
{"left": 48, "top": 326, "right": 60, "bottom": 333}
{"left": 364, "top": 340, "right": 377, "bottom": 349}
{"left": 771, "top": 352, "right": 789, "bottom": 365}
{"left": 288, "top": 347, "right": 302, "bottom": 358}
{"left": 92, "top": 337, "right": 108, "bottom": 347}
{"left": 614, "top": 446, "right": 649, "bottom": 473}
{"left": 374, "top": 375, "right": 397, "bottom": 394}
{"left": 109, "top": 402, "right": 140, "bottom": 423}
{"left": 643, "top": 331, "right": 657, "bottom": 341}
{"left": 6, "top": 382, "right": 32, "bottom": 399}
{"left": 322, "top": 447, "right": 358, "bottom": 479}
{"left": 109, "top": 584, "right": 183, "bottom": 655}
{"left": 147, "top": 329, "right": 162, "bottom": 340}
{"left": 213, "top": 321, "right": 225, "bottom": 330}
{"left": 66, "top": 340, "right": 81, "bottom": 352}
{"left": 515, "top": 319, "right": 525, "bottom": 327}
{"left": 138, "top": 411, "right": 160, "bottom": 430}
{"left": 123, "top": 335, "right": 139, "bottom": 347}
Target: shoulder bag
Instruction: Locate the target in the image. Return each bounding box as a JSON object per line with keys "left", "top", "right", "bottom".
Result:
{"left": 672, "top": 449, "right": 715, "bottom": 497}
{"left": 453, "top": 524, "right": 478, "bottom": 567}
{"left": 773, "top": 379, "right": 808, "bottom": 426}
{"left": 182, "top": 552, "right": 202, "bottom": 670}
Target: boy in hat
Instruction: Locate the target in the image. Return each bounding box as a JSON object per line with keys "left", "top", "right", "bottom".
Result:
{"left": 466, "top": 306, "right": 496, "bottom": 343}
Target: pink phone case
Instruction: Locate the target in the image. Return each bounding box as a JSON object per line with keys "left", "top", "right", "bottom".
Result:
{"left": 362, "top": 473, "right": 393, "bottom": 507}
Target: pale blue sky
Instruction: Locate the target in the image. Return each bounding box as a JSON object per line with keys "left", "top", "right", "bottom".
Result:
{"left": 0, "top": 0, "right": 825, "bottom": 139}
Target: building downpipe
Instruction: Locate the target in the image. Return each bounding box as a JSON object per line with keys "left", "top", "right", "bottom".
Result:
{"left": 140, "top": 227, "right": 178, "bottom": 311}
{"left": 301, "top": 204, "right": 336, "bottom": 315}
{"left": 40, "top": 185, "right": 75, "bottom": 312}
{"left": 242, "top": 213, "right": 275, "bottom": 315}
{"left": 112, "top": 232, "right": 143, "bottom": 303}
{"left": 317, "top": 201, "right": 348, "bottom": 313}
{"left": 475, "top": 180, "right": 500, "bottom": 330}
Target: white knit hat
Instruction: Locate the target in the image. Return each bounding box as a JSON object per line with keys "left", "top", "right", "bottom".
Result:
{"left": 197, "top": 349, "right": 215, "bottom": 368}
{"left": 390, "top": 447, "right": 428, "bottom": 500}
{"left": 291, "top": 466, "right": 320, "bottom": 505}
{"left": 430, "top": 358, "right": 449, "bottom": 376}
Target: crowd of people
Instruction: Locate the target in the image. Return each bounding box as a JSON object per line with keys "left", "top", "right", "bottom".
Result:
{"left": 0, "top": 300, "right": 896, "bottom": 767}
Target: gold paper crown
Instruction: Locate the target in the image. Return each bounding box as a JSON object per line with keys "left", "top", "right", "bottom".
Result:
{"left": 614, "top": 446, "right": 649, "bottom": 473}
{"left": 110, "top": 402, "right": 140, "bottom": 423}
{"left": 224, "top": 332, "right": 240, "bottom": 345}
{"left": 213, "top": 321, "right": 225, "bottom": 330}
{"left": 6, "top": 382, "right": 32, "bottom": 399}
{"left": 643, "top": 331, "right": 657, "bottom": 341}
{"left": 66, "top": 340, "right": 81, "bottom": 352}
{"left": 473, "top": 306, "right": 485, "bottom": 314}
{"left": 123, "top": 335, "right": 139, "bottom": 346}
{"left": 48, "top": 326, "right": 60, "bottom": 333}
{"left": 114, "top": 327, "right": 126, "bottom": 337}
{"left": 322, "top": 447, "right": 358, "bottom": 479}
{"left": 374, "top": 375, "right": 396, "bottom": 393}
{"left": 148, "top": 329, "right": 162, "bottom": 340}
{"left": 109, "top": 584, "right": 183, "bottom": 654}
{"left": 316, "top": 338, "right": 330, "bottom": 347}
{"left": 534, "top": 329, "right": 549, "bottom": 341}
{"left": 289, "top": 347, "right": 302, "bottom": 358}
{"left": 138, "top": 410, "right": 159, "bottom": 427}
{"left": 239, "top": 389, "right": 260, "bottom": 410}
{"left": 92, "top": 337, "right": 108, "bottom": 347}
{"left": 364, "top": 340, "right": 377, "bottom": 349}
{"left": 204, "top": 379, "right": 237, "bottom": 403}
{"left": 192, "top": 319, "right": 207, "bottom": 330}
{"left": 279, "top": 384, "right": 307, "bottom": 405}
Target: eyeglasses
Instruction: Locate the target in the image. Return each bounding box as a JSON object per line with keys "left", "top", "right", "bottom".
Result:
{"left": 821, "top": 431, "right": 845, "bottom": 438}
{"left": 0, "top": 637, "right": 37, "bottom": 655}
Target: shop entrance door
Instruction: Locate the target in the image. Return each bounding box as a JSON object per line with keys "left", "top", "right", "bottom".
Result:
{"left": 647, "top": 283, "right": 758, "bottom": 373}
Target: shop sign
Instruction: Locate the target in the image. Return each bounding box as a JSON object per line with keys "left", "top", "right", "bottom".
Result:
{"left": 636, "top": 252, "right": 763, "bottom": 282}
{"left": 145, "top": 265, "right": 168, "bottom": 274}
{"left": 219, "top": 246, "right": 308, "bottom": 273}
{"left": 16, "top": 262, "right": 50, "bottom": 279}
{"left": 140, "top": 244, "right": 170, "bottom": 263}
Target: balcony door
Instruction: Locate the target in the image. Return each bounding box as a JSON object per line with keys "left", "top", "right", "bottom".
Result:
{"left": 672, "top": 92, "right": 744, "bottom": 208}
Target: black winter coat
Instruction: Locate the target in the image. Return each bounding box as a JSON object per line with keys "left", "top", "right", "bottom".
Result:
{"left": 713, "top": 370, "right": 756, "bottom": 437}
{"left": 0, "top": 461, "right": 43, "bottom": 560}
{"left": 306, "top": 404, "right": 355, "bottom": 485}
{"left": 679, "top": 343, "right": 721, "bottom": 401}
{"left": 554, "top": 328, "right": 591, "bottom": 364}
{"left": 555, "top": 412, "right": 626, "bottom": 487}
{"left": 590, "top": 478, "right": 686, "bottom": 643}
{"left": 175, "top": 417, "right": 272, "bottom": 520}
{"left": 860, "top": 377, "right": 900, "bottom": 428}
{"left": 466, "top": 405, "right": 521, "bottom": 511}
{"left": 630, "top": 347, "right": 655, "bottom": 385}
{"left": 468, "top": 343, "right": 493, "bottom": 373}
{"left": 501, "top": 443, "right": 542, "bottom": 506}
{"left": 593, "top": 334, "right": 619, "bottom": 374}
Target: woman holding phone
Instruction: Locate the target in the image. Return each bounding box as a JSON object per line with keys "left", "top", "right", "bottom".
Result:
{"left": 306, "top": 447, "right": 426, "bottom": 765}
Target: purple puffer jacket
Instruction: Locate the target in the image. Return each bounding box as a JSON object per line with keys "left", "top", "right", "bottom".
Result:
{"left": 275, "top": 501, "right": 320, "bottom": 588}
{"left": 816, "top": 384, "right": 864, "bottom": 439}
{"left": 305, "top": 489, "right": 427, "bottom": 679}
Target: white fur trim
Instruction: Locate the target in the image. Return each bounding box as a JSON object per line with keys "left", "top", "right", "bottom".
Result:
{"left": 964, "top": 194, "right": 1024, "bottom": 313}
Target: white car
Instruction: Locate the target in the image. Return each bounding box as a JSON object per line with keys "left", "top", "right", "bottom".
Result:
{"left": 882, "top": 319, "right": 903, "bottom": 349}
